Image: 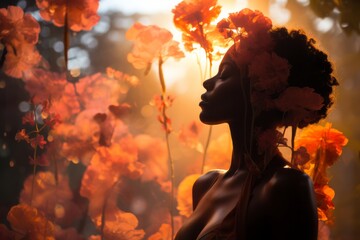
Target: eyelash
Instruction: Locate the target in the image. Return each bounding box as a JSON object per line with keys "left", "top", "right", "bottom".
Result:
{"left": 219, "top": 69, "right": 230, "bottom": 79}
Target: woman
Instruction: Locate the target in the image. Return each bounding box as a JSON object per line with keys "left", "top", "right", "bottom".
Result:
{"left": 175, "top": 9, "right": 338, "bottom": 240}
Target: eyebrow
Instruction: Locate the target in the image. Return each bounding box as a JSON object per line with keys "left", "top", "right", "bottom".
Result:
{"left": 219, "top": 61, "right": 235, "bottom": 70}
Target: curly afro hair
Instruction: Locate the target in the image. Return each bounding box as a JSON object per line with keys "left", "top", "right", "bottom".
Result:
{"left": 269, "top": 27, "right": 339, "bottom": 128}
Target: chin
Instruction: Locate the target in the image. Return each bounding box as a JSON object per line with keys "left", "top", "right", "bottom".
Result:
{"left": 199, "top": 112, "right": 225, "bottom": 125}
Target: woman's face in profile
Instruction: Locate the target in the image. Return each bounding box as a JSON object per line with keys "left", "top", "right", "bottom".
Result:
{"left": 199, "top": 49, "right": 244, "bottom": 125}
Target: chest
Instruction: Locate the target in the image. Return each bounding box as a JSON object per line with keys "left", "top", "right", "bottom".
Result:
{"left": 175, "top": 173, "right": 270, "bottom": 240}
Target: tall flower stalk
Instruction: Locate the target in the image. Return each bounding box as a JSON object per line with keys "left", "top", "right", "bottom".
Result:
{"left": 126, "top": 22, "right": 184, "bottom": 239}
{"left": 15, "top": 100, "right": 60, "bottom": 205}
{"left": 173, "top": 0, "right": 228, "bottom": 174}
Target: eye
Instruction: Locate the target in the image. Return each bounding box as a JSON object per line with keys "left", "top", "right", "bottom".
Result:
{"left": 219, "top": 66, "right": 232, "bottom": 79}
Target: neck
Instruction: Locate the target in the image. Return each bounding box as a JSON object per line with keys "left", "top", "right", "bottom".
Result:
{"left": 227, "top": 120, "right": 251, "bottom": 174}
{"left": 227, "top": 121, "right": 279, "bottom": 175}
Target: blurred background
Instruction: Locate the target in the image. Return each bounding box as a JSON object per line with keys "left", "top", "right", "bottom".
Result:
{"left": 0, "top": 0, "right": 359, "bottom": 239}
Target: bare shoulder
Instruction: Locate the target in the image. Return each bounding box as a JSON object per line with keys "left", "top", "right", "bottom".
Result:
{"left": 261, "top": 167, "right": 318, "bottom": 240}
{"left": 192, "top": 169, "right": 225, "bottom": 209}
{"left": 269, "top": 167, "right": 314, "bottom": 195}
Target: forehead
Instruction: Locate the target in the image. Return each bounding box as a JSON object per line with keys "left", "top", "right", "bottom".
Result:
{"left": 220, "top": 46, "right": 238, "bottom": 68}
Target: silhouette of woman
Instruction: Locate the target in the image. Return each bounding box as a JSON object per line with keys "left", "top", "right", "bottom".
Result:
{"left": 175, "top": 9, "right": 338, "bottom": 240}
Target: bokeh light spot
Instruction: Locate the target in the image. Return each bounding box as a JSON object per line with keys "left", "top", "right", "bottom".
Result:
{"left": 18, "top": 101, "right": 31, "bottom": 112}
{"left": 315, "top": 17, "right": 334, "bottom": 33}
{"left": 296, "top": 0, "right": 310, "bottom": 6}
{"left": 130, "top": 197, "right": 147, "bottom": 215}
{"left": 0, "top": 81, "right": 6, "bottom": 89}
{"left": 54, "top": 204, "right": 65, "bottom": 218}
{"left": 9, "top": 160, "right": 15, "bottom": 168}
{"left": 141, "top": 105, "right": 154, "bottom": 118}
{"left": 53, "top": 41, "right": 64, "bottom": 53}
{"left": 70, "top": 68, "right": 81, "bottom": 77}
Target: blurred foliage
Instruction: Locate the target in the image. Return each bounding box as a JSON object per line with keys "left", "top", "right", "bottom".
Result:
{"left": 310, "top": 0, "right": 360, "bottom": 34}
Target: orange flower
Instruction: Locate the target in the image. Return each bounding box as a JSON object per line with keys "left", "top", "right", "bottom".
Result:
{"left": 36, "top": 0, "right": 100, "bottom": 31}
{"left": 318, "top": 220, "right": 330, "bottom": 240}
{"left": 204, "top": 133, "right": 232, "bottom": 171}
{"left": 80, "top": 135, "right": 144, "bottom": 212}
{"left": 177, "top": 174, "right": 201, "bottom": 218}
{"left": 23, "top": 69, "right": 67, "bottom": 104}
{"left": 76, "top": 73, "right": 129, "bottom": 112}
{"left": 2, "top": 42, "right": 41, "bottom": 79}
{"left": 314, "top": 184, "right": 335, "bottom": 222}
{"left": 106, "top": 67, "right": 139, "bottom": 86}
{"left": 172, "top": 0, "right": 222, "bottom": 53}
{"left": 15, "top": 129, "right": 30, "bottom": 143}
{"left": 126, "top": 22, "right": 184, "bottom": 70}
{"left": 134, "top": 134, "right": 169, "bottom": 188}
{"left": 295, "top": 123, "right": 348, "bottom": 223}
{"left": 19, "top": 172, "right": 80, "bottom": 226}
{"left": 178, "top": 121, "right": 203, "bottom": 151}
{"left": 0, "top": 6, "right": 40, "bottom": 44}
{"left": 7, "top": 204, "right": 55, "bottom": 240}
{"left": 92, "top": 209, "right": 145, "bottom": 240}
{"left": 217, "top": 8, "right": 273, "bottom": 65}
{"left": 150, "top": 94, "right": 175, "bottom": 133}
{"left": 148, "top": 223, "right": 172, "bottom": 240}
{"left": 295, "top": 123, "right": 348, "bottom": 167}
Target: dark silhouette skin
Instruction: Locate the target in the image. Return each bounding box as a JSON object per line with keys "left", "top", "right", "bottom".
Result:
{"left": 174, "top": 50, "right": 318, "bottom": 240}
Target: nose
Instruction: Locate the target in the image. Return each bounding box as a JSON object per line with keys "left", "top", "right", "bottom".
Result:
{"left": 203, "top": 75, "right": 216, "bottom": 91}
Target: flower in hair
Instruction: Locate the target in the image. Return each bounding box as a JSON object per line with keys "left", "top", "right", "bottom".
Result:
{"left": 217, "top": 9, "right": 325, "bottom": 128}
{"left": 217, "top": 8, "right": 273, "bottom": 65}
{"left": 248, "top": 52, "right": 290, "bottom": 94}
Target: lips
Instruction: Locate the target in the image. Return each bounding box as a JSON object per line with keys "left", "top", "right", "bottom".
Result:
{"left": 199, "top": 93, "right": 209, "bottom": 107}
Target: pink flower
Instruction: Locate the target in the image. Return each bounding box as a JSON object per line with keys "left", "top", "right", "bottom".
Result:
{"left": 23, "top": 69, "right": 67, "bottom": 103}
{"left": 2, "top": 43, "right": 41, "bottom": 79}
{"left": 0, "top": 6, "right": 41, "bottom": 78}
{"left": 0, "top": 6, "right": 40, "bottom": 44}
{"left": 126, "top": 22, "right": 184, "bottom": 70}
{"left": 36, "top": 0, "right": 100, "bottom": 31}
